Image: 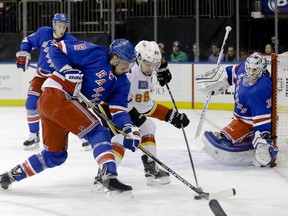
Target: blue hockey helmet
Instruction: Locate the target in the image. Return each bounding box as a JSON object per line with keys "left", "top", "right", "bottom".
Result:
{"left": 108, "top": 39, "right": 136, "bottom": 63}
{"left": 52, "top": 13, "right": 69, "bottom": 24}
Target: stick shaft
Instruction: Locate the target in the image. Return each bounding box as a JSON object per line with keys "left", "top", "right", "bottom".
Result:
{"left": 77, "top": 91, "right": 204, "bottom": 195}
{"left": 166, "top": 83, "right": 200, "bottom": 188}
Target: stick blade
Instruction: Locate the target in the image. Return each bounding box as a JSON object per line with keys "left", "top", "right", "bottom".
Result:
{"left": 209, "top": 199, "right": 227, "bottom": 216}
{"left": 208, "top": 188, "right": 236, "bottom": 200}
{"left": 193, "top": 136, "right": 205, "bottom": 151}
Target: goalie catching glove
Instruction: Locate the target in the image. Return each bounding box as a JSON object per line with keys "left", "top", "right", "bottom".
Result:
{"left": 156, "top": 60, "right": 172, "bottom": 86}
{"left": 252, "top": 131, "right": 278, "bottom": 167}
{"left": 165, "top": 109, "right": 190, "bottom": 129}
{"left": 122, "top": 124, "right": 142, "bottom": 152}
{"left": 61, "top": 69, "right": 83, "bottom": 97}
{"left": 16, "top": 51, "right": 31, "bottom": 71}
{"left": 196, "top": 65, "right": 230, "bottom": 95}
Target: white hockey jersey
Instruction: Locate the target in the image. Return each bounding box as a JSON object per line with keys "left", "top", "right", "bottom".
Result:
{"left": 126, "top": 63, "right": 156, "bottom": 114}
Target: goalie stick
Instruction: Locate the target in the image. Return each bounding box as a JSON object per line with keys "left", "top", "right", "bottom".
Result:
{"left": 76, "top": 91, "right": 236, "bottom": 200}
{"left": 209, "top": 199, "right": 228, "bottom": 216}
{"left": 194, "top": 26, "right": 232, "bottom": 141}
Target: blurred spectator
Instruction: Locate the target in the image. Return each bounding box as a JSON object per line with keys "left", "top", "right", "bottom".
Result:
{"left": 263, "top": 43, "right": 274, "bottom": 55}
{"left": 208, "top": 42, "right": 223, "bottom": 63}
{"left": 271, "top": 36, "right": 285, "bottom": 54}
{"left": 224, "top": 45, "right": 237, "bottom": 62}
{"left": 170, "top": 41, "right": 188, "bottom": 62}
{"left": 240, "top": 47, "right": 249, "bottom": 61}
{"left": 158, "top": 42, "right": 169, "bottom": 62}
{"left": 190, "top": 43, "right": 207, "bottom": 62}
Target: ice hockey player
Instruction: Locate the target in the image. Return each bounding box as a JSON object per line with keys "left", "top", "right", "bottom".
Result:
{"left": 94, "top": 40, "right": 190, "bottom": 188}
{"left": 196, "top": 52, "right": 278, "bottom": 167}
{"left": 15, "top": 13, "right": 90, "bottom": 150}
{"left": 0, "top": 38, "right": 141, "bottom": 199}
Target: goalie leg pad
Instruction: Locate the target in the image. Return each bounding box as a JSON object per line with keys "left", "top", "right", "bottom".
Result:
{"left": 221, "top": 119, "right": 253, "bottom": 143}
{"left": 201, "top": 131, "right": 255, "bottom": 166}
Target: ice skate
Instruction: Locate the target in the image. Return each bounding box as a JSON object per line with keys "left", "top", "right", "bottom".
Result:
{"left": 0, "top": 165, "right": 23, "bottom": 189}
{"left": 81, "top": 138, "right": 92, "bottom": 151}
{"left": 142, "top": 155, "right": 170, "bottom": 186}
{"left": 0, "top": 172, "right": 15, "bottom": 189}
{"left": 93, "top": 167, "right": 105, "bottom": 193}
{"left": 93, "top": 165, "right": 133, "bottom": 200}
{"left": 23, "top": 132, "right": 40, "bottom": 150}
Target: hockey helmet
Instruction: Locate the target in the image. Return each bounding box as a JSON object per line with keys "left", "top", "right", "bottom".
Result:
{"left": 135, "top": 40, "right": 162, "bottom": 75}
{"left": 108, "top": 39, "right": 136, "bottom": 74}
{"left": 108, "top": 39, "right": 136, "bottom": 63}
{"left": 52, "top": 13, "right": 69, "bottom": 24}
{"left": 244, "top": 53, "right": 267, "bottom": 80}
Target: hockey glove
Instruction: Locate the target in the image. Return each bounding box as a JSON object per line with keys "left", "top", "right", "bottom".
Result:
{"left": 165, "top": 109, "right": 190, "bottom": 129}
{"left": 156, "top": 61, "right": 172, "bottom": 86}
{"left": 62, "top": 69, "right": 83, "bottom": 97}
{"left": 195, "top": 65, "right": 230, "bottom": 95}
{"left": 16, "top": 51, "right": 31, "bottom": 71}
{"left": 252, "top": 131, "right": 278, "bottom": 167}
{"left": 122, "top": 124, "right": 142, "bottom": 152}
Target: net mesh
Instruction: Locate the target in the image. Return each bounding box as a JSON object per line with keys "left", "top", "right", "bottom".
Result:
{"left": 274, "top": 53, "right": 288, "bottom": 166}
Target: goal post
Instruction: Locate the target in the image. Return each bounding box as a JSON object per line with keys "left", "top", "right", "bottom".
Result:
{"left": 271, "top": 52, "right": 288, "bottom": 166}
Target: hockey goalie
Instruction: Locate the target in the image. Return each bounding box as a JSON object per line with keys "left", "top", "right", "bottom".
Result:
{"left": 196, "top": 53, "right": 278, "bottom": 167}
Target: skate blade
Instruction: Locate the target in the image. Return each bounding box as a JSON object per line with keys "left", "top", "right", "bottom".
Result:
{"left": 24, "top": 143, "right": 40, "bottom": 151}
{"left": 106, "top": 190, "right": 133, "bottom": 201}
{"left": 146, "top": 176, "right": 171, "bottom": 186}
{"left": 91, "top": 183, "right": 105, "bottom": 194}
{"left": 83, "top": 146, "right": 92, "bottom": 151}
{"left": 1, "top": 184, "right": 11, "bottom": 190}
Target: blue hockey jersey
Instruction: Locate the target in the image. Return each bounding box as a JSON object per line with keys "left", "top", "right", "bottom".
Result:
{"left": 48, "top": 40, "right": 133, "bottom": 129}
{"left": 226, "top": 62, "right": 272, "bottom": 133}
{"left": 20, "top": 26, "right": 76, "bottom": 75}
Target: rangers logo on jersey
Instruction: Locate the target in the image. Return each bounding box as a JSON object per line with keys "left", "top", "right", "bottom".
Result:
{"left": 73, "top": 44, "right": 86, "bottom": 51}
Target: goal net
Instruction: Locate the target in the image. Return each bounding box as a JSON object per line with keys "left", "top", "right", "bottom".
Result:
{"left": 271, "top": 53, "right": 288, "bottom": 166}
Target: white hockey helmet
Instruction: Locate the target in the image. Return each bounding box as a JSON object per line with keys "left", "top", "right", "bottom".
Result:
{"left": 244, "top": 53, "right": 267, "bottom": 80}
{"left": 135, "top": 40, "right": 162, "bottom": 76}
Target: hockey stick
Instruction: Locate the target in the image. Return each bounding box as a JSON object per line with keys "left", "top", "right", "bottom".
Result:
{"left": 209, "top": 199, "right": 228, "bottom": 216}
{"left": 194, "top": 26, "right": 232, "bottom": 141}
{"left": 29, "top": 64, "right": 51, "bottom": 73}
{"left": 165, "top": 83, "right": 200, "bottom": 189}
{"left": 77, "top": 91, "right": 236, "bottom": 200}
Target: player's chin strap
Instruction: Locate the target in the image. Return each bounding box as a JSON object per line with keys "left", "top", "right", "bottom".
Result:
{"left": 76, "top": 90, "right": 236, "bottom": 200}
{"left": 165, "top": 83, "right": 201, "bottom": 191}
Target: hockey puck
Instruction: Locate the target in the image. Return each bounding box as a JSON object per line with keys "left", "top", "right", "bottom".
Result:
{"left": 194, "top": 195, "right": 203, "bottom": 200}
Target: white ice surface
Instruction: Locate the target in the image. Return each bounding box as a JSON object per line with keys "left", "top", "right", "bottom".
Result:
{"left": 0, "top": 107, "right": 288, "bottom": 216}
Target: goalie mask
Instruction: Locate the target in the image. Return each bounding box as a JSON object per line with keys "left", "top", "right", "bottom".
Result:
{"left": 52, "top": 13, "right": 69, "bottom": 39}
{"left": 135, "top": 40, "right": 162, "bottom": 76}
{"left": 244, "top": 53, "right": 267, "bottom": 86}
